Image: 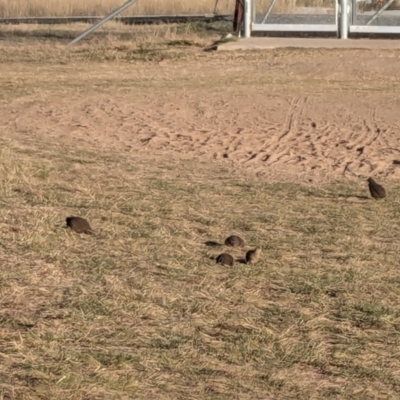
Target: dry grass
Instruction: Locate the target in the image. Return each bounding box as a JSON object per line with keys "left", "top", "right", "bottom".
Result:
{"left": 2, "top": 122, "right": 400, "bottom": 399}
{"left": 0, "top": 0, "right": 233, "bottom": 17}
{"left": 0, "top": 0, "right": 256, "bottom": 17}
{"left": 0, "top": 21, "right": 232, "bottom": 58}
{"left": 1, "top": 31, "right": 400, "bottom": 400}
{"left": 0, "top": 0, "right": 334, "bottom": 19}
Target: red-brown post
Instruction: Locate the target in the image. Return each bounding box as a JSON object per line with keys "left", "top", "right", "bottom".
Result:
{"left": 233, "top": 0, "right": 244, "bottom": 34}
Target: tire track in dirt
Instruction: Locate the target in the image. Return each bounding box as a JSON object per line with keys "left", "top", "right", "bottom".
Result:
{"left": 241, "top": 96, "right": 308, "bottom": 167}
{"left": 264, "top": 96, "right": 309, "bottom": 165}
{"left": 339, "top": 108, "right": 384, "bottom": 178}
{"left": 3, "top": 90, "right": 400, "bottom": 184}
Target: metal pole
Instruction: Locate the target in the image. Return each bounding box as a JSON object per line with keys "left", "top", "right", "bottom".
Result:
{"left": 351, "top": 0, "right": 357, "bottom": 24}
{"left": 244, "top": 0, "right": 251, "bottom": 38}
{"left": 261, "top": 0, "right": 279, "bottom": 24}
{"left": 366, "top": 0, "right": 395, "bottom": 25}
{"left": 67, "top": 0, "right": 139, "bottom": 46}
{"left": 335, "top": 0, "right": 339, "bottom": 29}
{"left": 339, "top": 0, "right": 349, "bottom": 38}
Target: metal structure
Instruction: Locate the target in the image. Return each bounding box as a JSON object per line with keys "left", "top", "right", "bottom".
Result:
{"left": 243, "top": 0, "right": 400, "bottom": 38}
{"left": 349, "top": 0, "right": 400, "bottom": 35}
{"left": 340, "top": 0, "right": 350, "bottom": 38}
{"left": 68, "top": 0, "right": 139, "bottom": 46}
{"left": 2, "top": 0, "right": 399, "bottom": 42}
{"left": 244, "top": 0, "right": 252, "bottom": 37}
{"left": 249, "top": 0, "right": 339, "bottom": 36}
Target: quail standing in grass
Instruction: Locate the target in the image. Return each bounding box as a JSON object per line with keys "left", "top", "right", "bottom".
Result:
{"left": 216, "top": 253, "right": 234, "bottom": 266}
{"left": 367, "top": 177, "right": 386, "bottom": 200}
{"left": 245, "top": 247, "right": 262, "bottom": 265}
{"left": 224, "top": 235, "right": 245, "bottom": 248}
{"left": 66, "top": 216, "right": 94, "bottom": 235}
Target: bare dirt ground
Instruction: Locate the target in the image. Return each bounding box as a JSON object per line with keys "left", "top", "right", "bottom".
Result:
{"left": 1, "top": 23, "right": 400, "bottom": 399}
{"left": 2, "top": 24, "right": 400, "bottom": 184}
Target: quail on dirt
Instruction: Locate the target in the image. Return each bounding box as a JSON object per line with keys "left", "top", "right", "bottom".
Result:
{"left": 216, "top": 253, "right": 234, "bottom": 266}
{"left": 367, "top": 177, "right": 386, "bottom": 200}
{"left": 66, "top": 216, "right": 94, "bottom": 234}
{"left": 245, "top": 247, "right": 262, "bottom": 265}
{"left": 224, "top": 235, "right": 245, "bottom": 248}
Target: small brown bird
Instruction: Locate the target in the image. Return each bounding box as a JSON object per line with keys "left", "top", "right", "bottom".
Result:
{"left": 245, "top": 247, "right": 261, "bottom": 265}
{"left": 66, "top": 216, "right": 94, "bottom": 234}
{"left": 367, "top": 177, "right": 386, "bottom": 200}
{"left": 216, "top": 253, "right": 234, "bottom": 266}
{"left": 224, "top": 235, "right": 245, "bottom": 247}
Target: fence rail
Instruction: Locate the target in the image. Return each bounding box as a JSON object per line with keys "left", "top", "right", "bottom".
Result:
{"left": 0, "top": 14, "right": 232, "bottom": 26}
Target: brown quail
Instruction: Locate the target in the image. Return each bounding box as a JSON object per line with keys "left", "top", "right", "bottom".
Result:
{"left": 367, "top": 177, "right": 386, "bottom": 200}
{"left": 216, "top": 253, "right": 234, "bottom": 266}
{"left": 245, "top": 247, "right": 262, "bottom": 265}
{"left": 66, "top": 216, "right": 94, "bottom": 234}
{"left": 224, "top": 235, "right": 245, "bottom": 247}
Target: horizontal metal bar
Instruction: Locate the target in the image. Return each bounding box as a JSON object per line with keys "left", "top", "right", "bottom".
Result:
{"left": 350, "top": 25, "right": 400, "bottom": 33}
{"left": 252, "top": 23, "right": 338, "bottom": 32}
{"left": 0, "top": 14, "right": 232, "bottom": 25}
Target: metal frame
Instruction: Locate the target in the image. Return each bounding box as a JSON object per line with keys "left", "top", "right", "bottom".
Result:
{"left": 243, "top": 0, "right": 400, "bottom": 39}
{"left": 349, "top": 0, "right": 400, "bottom": 35}
{"left": 247, "top": 0, "right": 340, "bottom": 36}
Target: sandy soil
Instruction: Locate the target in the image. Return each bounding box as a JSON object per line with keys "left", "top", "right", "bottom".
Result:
{"left": 1, "top": 48, "right": 400, "bottom": 185}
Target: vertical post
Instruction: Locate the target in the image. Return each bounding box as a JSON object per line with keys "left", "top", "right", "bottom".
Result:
{"left": 233, "top": 0, "right": 244, "bottom": 35}
{"left": 351, "top": 0, "right": 357, "bottom": 24}
{"left": 339, "top": 0, "right": 349, "bottom": 39}
{"left": 244, "top": 0, "right": 251, "bottom": 38}
{"left": 335, "top": 0, "right": 339, "bottom": 35}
